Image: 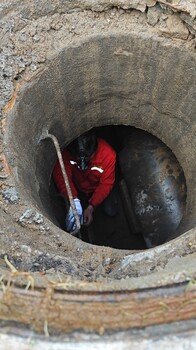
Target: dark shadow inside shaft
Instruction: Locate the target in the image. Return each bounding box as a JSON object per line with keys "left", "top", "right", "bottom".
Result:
{"left": 49, "top": 125, "right": 187, "bottom": 250}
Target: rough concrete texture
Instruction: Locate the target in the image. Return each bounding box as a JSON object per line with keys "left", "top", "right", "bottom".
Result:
{"left": 0, "top": 0, "right": 196, "bottom": 276}
{"left": 0, "top": 0, "right": 196, "bottom": 339}
{"left": 1, "top": 320, "right": 196, "bottom": 349}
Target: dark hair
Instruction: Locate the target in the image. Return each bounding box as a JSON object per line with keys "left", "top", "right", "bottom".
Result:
{"left": 68, "top": 130, "right": 97, "bottom": 158}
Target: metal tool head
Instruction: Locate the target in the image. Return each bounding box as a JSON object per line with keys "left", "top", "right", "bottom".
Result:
{"left": 38, "top": 127, "right": 49, "bottom": 143}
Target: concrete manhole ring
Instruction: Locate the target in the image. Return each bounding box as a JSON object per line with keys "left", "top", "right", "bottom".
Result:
{"left": 0, "top": 1, "right": 196, "bottom": 347}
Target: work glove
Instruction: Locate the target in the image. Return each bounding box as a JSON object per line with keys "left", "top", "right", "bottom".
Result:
{"left": 65, "top": 198, "right": 83, "bottom": 232}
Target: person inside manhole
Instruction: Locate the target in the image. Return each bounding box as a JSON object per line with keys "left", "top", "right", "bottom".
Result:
{"left": 53, "top": 130, "right": 118, "bottom": 232}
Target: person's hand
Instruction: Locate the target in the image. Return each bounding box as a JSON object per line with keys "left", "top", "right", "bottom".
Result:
{"left": 83, "top": 205, "right": 94, "bottom": 226}
{"left": 66, "top": 198, "right": 83, "bottom": 232}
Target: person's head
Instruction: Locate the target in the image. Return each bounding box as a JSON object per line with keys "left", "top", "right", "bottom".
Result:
{"left": 68, "top": 130, "right": 97, "bottom": 169}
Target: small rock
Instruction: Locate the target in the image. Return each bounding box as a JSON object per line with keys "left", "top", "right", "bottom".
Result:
{"left": 147, "top": 0, "right": 157, "bottom": 6}
{"left": 147, "top": 6, "right": 162, "bottom": 26}
{"left": 34, "top": 212, "right": 44, "bottom": 224}
{"left": 19, "top": 209, "right": 32, "bottom": 222}
{"left": 33, "top": 35, "right": 40, "bottom": 42}
{"left": 19, "top": 33, "right": 27, "bottom": 42}
{"left": 21, "top": 245, "right": 32, "bottom": 253}
{"left": 50, "top": 18, "right": 62, "bottom": 31}
{"left": 119, "top": 9, "right": 125, "bottom": 15}
{"left": 104, "top": 258, "right": 111, "bottom": 265}
{"left": 29, "top": 27, "right": 37, "bottom": 36}
{"left": 0, "top": 173, "right": 8, "bottom": 179}
{"left": 38, "top": 251, "right": 43, "bottom": 255}
{"left": 37, "top": 55, "right": 46, "bottom": 63}
{"left": 159, "top": 14, "right": 189, "bottom": 40}
{"left": 2, "top": 187, "right": 19, "bottom": 204}
{"left": 31, "top": 64, "right": 37, "bottom": 71}
{"left": 40, "top": 225, "right": 47, "bottom": 232}
{"left": 161, "top": 14, "right": 168, "bottom": 21}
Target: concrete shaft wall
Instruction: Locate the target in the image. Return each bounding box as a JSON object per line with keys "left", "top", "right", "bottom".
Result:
{"left": 0, "top": 0, "right": 195, "bottom": 340}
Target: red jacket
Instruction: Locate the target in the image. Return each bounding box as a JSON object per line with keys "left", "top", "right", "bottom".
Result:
{"left": 53, "top": 138, "right": 116, "bottom": 207}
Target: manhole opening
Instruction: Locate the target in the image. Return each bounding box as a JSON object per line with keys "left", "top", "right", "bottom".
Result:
{"left": 4, "top": 35, "right": 195, "bottom": 256}
{"left": 48, "top": 125, "right": 187, "bottom": 250}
